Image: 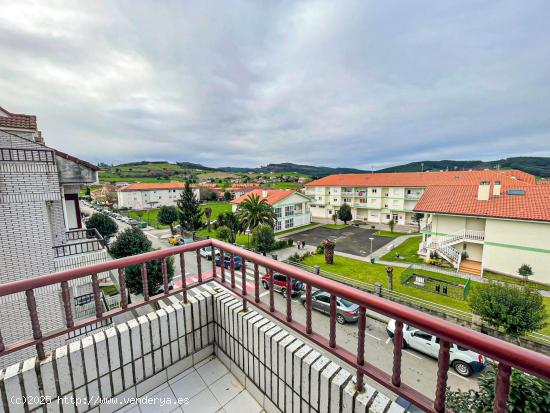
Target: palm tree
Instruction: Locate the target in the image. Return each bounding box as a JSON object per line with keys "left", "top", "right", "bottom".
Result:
{"left": 204, "top": 207, "right": 213, "bottom": 232}
{"left": 322, "top": 239, "right": 336, "bottom": 264}
{"left": 236, "top": 194, "right": 276, "bottom": 231}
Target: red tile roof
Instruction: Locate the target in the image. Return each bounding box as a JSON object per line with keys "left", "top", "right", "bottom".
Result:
{"left": 414, "top": 184, "right": 550, "bottom": 222}
{"left": 305, "top": 170, "right": 536, "bottom": 187}
{"left": 0, "top": 106, "right": 37, "bottom": 130}
{"left": 231, "top": 189, "right": 298, "bottom": 205}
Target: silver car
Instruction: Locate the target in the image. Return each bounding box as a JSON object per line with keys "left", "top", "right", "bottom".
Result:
{"left": 300, "top": 290, "right": 359, "bottom": 324}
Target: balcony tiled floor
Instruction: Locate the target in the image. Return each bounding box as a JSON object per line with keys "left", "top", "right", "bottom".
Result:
{"left": 117, "top": 356, "right": 263, "bottom": 413}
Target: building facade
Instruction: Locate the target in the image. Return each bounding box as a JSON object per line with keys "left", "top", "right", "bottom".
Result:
{"left": 116, "top": 183, "right": 220, "bottom": 209}
{"left": 305, "top": 170, "right": 536, "bottom": 227}
{"left": 0, "top": 106, "right": 101, "bottom": 366}
{"left": 231, "top": 189, "right": 312, "bottom": 232}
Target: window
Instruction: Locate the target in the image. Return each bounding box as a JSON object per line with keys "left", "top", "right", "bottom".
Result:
{"left": 333, "top": 198, "right": 338, "bottom": 202}
{"left": 274, "top": 207, "right": 282, "bottom": 218}
{"left": 274, "top": 274, "right": 286, "bottom": 282}
{"left": 275, "top": 221, "right": 282, "bottom": 231}
{"left": 284, "top": 206, "right": 294, "bottom": 216}
{"left": 371, "top": 188, "right": 378, "bottom": 194}
{"left": 359, "top": 198, "right": 367, "bottom": 204}
{"left": 407, "top": 189, "right": 412, "bottom": 195}
{"left": 413, "top": 331, "right": 433, "bottom": 341}
{"left": 316, "top": 294, "right": 330, "bottom": 304}
{"left": 285, "top": 218, "right": 294, "bottom": 229}
{"left": 386, "top": 214, "right": 390, "bottom": 220}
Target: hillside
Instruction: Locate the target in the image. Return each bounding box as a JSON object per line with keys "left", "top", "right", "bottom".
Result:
{"left": 378, "top": 157, "right": 550, "bottom": 178}
{"left": 219, "top": 162, "right": 367, "bottom": 177}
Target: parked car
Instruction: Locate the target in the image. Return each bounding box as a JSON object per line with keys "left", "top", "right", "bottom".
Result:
{"left": 386, "top": 319, "right": 485, "bottom": 377}
{"left": 215, "top": 254, "right": 242, "bottom": 270}
{"left": 299, "top": 290, "right": 359, "bottom": 324}
{"left": 168, "top": 236, "right": 181, "bottom": 246}
{"left": 261, "top": 273, "right": 303, "bottom": 298}
{"left": 199, "top": 246, "right": 220, "bottom": 260}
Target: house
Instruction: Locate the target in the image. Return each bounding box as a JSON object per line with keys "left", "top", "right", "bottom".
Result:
{"left": 226, "top": 184, "right": 261, "bottom": 199}
{"left": 415, "top": 181, "right": 550, "bottom": 281}
{"left": 231, "top": 189, "right": 312, "bottom": 232}
{"left": 0, "top": 106, "right": 102, "bottom": 366}
{"left": 90, "top": 184, "right": 118, "bottom": 207}
{"left": 305, "top": 170, "right": 535, "bottom": 226}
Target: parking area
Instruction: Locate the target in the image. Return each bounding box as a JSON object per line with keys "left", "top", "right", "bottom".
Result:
{"left": 281, "top": 225, "right": 393, "bottom": 257}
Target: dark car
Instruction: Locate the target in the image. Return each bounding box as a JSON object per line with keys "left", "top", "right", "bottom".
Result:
{"left": 261, "top": 273, "right": 303, "bottom": 297}
{"left": 215, "top": 254, "right": 242, "bottom": 270}
{"left": 300, "top": 290, "right": 360, "bottom": 324}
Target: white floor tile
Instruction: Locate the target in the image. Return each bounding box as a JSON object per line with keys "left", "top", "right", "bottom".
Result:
{"left": 182, "top": 388, "right": 221, "bottom": 413}
{"left": 168, "top": 366, "right": 195, "bottom": 386}
{"left": 170, "top": 369, "right": 207, "bottom": 400}
{"left": 209, "top": 373, "right": 244, "bottom": 406}
{"left": 223, "top": 391, "right": 262, "bottom": 413}
{"left": 139, "top": 384, "right": 180, "bottom": 413}
{"left": 196, "top": 358, "right": 229, "bottom": 385}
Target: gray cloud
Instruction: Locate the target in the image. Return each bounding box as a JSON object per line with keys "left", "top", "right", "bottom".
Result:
{"left": 1, "top": 0, "right": 549, "bottom": 169}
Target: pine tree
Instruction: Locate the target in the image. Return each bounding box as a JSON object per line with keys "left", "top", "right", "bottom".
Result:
{"left": 176, "top": 182, "right": 204, "bottom": 231}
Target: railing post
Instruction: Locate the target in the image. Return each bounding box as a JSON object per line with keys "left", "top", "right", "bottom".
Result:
{"left": 286, "top": 275, "right": 292, "bottom": 322}
{"left": 161, "top": 257, "right": 169, "bottom": 294}
{"left": 196, "top": 249, "right": 202, "bottom": 283}
{"left": 241, "top": 258, "right": 248, "bottom": 311}
{"left": 254, "top": 263, "right": 260, "bottom": 304}
{"left": 0, "top": 330, "right": 4, "bottom": 353}
{"left": 179, "top": 253, "right": 188, "bottom": 304}
{"left": 305, "top": 283, "right": 312, "bottom": 334}
{"left": 434, "top": 339, "right": 450, "bottom": 412}
{"left": 61, "top": 281, "right": 74, "bottom": 328}
{"left": 220, "top": 249, "right": 226, "bottom": 283}
{"left": 356, "top": 306, "right": 366, "bottom": 392}
{"left": 269, "top": 268, "right": 275, "bottom": 312}
{"left": 392, "top": 320, "right": 403, "bottom": 387}
{"left": 118, "top": 267, "right": 128, "bottom": 309}
{"left": 329, "top": 294, "right": 337, "bottom": 348}
{"left": 211, "top": 246, "right": 217, "bottom": 277}
{"left": 92, "top": 273, "right": 102, "bottom": 318}
{"left": 141, "top": 263, "right": 149, "bottom": 301}
{"left": 493, "top": 363, "right": 512, "bottom": 413}
{"left": 26, "top": 289, "right": 45, "bottom": 360}
{"left": 230, "top": 253, "right": 236, "bottom": 289}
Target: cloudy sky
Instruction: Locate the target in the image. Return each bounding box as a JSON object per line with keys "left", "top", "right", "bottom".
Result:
{"left": 1, "top": 1, "right": 549, "bottom": 169}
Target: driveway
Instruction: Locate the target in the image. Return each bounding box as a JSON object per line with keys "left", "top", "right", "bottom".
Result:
{"left": 281, "top": 225, "right": 393, "bottom": 257}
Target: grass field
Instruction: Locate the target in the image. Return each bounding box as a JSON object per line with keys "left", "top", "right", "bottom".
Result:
{"left": 276, "top": 222, "right": 320, "bottom": 236}
{"left": 374, "top": 230, "right": 416, "bottom": 238}
{"left": 483, "top": 270, "right": 550, "bottom": 292}
{"left": 323, "top": 224, "right": 348, "bottom": 230}
{"left": 380, "top": 236, "right": 424, "bottom": 264}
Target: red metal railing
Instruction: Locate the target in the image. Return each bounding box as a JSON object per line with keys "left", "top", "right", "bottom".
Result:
{"left": 0, "top": 239, "right": 549, "bottom": 413}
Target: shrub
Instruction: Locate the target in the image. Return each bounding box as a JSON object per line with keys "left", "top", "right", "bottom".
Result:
{"left": 86, "top": 213, "right": 118, "bottom": 239}
{"left": 252, "top": 224, "right": 275, "bottom": 254}
{"left": 287, "top": 238, "right": 294, "bottom": 247}
{"left": 315, "top": 244, "right": 324, "bottom": 255}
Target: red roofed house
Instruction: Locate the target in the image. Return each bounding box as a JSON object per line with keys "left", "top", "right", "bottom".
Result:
{"left": 414, "top": 181, "right": 550, "bottom": 281}
{"left": 231, "top": 189, "right": 312, "bottom": 232}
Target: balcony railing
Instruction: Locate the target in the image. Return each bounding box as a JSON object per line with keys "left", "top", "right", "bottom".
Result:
{"left": 53, "top": 228, "right": 106, "bottom": 258}
{"left": 0, "top": 239, "right": 549, "bottom": 413}
{"left": 0, "top": 147, "right": 55, "bottom": 164}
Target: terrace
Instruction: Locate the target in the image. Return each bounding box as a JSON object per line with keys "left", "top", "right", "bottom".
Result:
{"left": 0, "top": 240, "right": 549, "bottom": 412}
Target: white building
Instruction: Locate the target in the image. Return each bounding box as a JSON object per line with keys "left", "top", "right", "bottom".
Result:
{"left": 231, "top": 189, "right": 312, "bottom": 232}
{"left": 116, "top": 182, "right": 218, "bottom": 209}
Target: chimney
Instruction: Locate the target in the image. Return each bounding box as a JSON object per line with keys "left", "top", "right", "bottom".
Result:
{"left": 477, "top": 181, "right": 490, "bottom": 201}
{"left": 262, "top": 190, "right": 268, "bottom": 198}
{"left": 493, "top": 181, "right": 501, "bottom": 196}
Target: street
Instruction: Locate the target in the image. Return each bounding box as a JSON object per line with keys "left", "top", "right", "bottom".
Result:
{"left": 82, "top": 204, "right": 480, "bottom": 400}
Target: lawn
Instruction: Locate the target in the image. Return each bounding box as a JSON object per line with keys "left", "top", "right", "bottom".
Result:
{"left": 200, "top": 202, "right": 232, "bottom": 223}
{"left": 323, "top": 224, "right": 349, "bottom": 230}
{"left": 483, "top": 270, "right": 550, "bottom": 292}
{"left": 276, "top": 222, "right": 320, "bottom": 236}
{"left": 374, "top": 230, "right": 417, "bottom": 238}
{"left": 196, "top": 228, "right": 251, "bottom": 246}
{"left": 380, "top": 236, "right": 425, "bottom": 264}
{"left": 301, "top": 254, "right": 471, "bottom": 311}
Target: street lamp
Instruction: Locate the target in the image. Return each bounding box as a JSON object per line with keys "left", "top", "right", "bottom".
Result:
{"left": 369, "top": 237, "right": 374, "bottom": 256}
{"left": 245, "top": 227, "right": 251, "bottom": 247}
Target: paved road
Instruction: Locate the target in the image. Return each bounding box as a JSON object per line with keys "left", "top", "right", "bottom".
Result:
{"left": 82, "top": 204, "right": 479, "bottom": 399}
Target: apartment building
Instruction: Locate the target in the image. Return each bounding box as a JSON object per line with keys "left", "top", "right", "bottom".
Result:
{"left": 117, "top": 182, "right": 218, "bottom": 209}
{"left": 231, "top": 189, "right": 312, "bottom": 232}
{"left": 305, "top": 170, "right": 536, "bottom": 226}
{"left": 415, "top": 181, "right": 550, "bottom": 281}
{"left": 0, "top": 106, "right": 102, "bottom": 366}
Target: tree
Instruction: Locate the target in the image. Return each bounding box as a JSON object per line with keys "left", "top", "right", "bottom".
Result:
{"left": 157, "top": 206, "right": 179, "bottom": 234}
{"left": 177, "top": 182, "right": 204, "bottom": 231}
{"left": 518, "top": 264, "right": 533, "bottom": 283}
{"left": 332, "top": 213, "right": 338, "bottom": 224}
{"left": 469, "top": 283, "right": 547, "bottom": 339}
{"left": 388, "top": 219, "right": 395, "bottom": 233}
{"left": 85, "top": 186, "right": 91, "bottom": 196}
{"left": 337, "top": 204, "right": 352, "bottom": 224}
{"left": 207, "top": 190, "right": 218, "bottom": 201}
{"left": 236, "top": 194, "right": 276, "bottom": 230}
{"left": 214, "top": 212, "right": 240, "bottom": 243}
{"left": 224, "top": 191, "right": 232, "bottom": 201}
{"left": 109, "top": 228, "right": 175, "bottom": 296}
{"left": 86, "top": 213, "right": 118, "bottom": 239}
{"left": 204, "top": 207, "right": 213, "bottom": 232}
{"left": 252, "top": 224, "right": 275, "bottom": 255}
{"left": 412, "top": 213, "right": 424, "bottom": 231}
{"left": 446, "top": 363, "right": 550, "bottom": 413}
{"left": 216, "top": 226, "right": 233, "bottom": 243}
{"left": 322, "top": 239, "right": 336, "bottom": 264}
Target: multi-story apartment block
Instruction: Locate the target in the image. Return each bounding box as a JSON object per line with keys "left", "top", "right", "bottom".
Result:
{"left": 305, "top": 170, "right": 536, "bottom": 226}
{"left": 415, "top": 181, "right": 550, "bottom": 281}
{"left": 0, "top": 106, "right": 101, "bottom": 366}
{"left": 231, "top": 189, "right": 312, "bottom": 232}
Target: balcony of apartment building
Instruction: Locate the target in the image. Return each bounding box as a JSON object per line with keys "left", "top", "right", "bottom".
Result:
{"left": 404, "top": 189, "right": 423, "bottom": 200}
{"left": 1, "top": 240, "right": 549, "bottom": 413}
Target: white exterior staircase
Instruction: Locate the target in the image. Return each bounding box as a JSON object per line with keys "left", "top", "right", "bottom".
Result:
{"left": 424, "top": 229, "right": 485, "bottom": 269}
